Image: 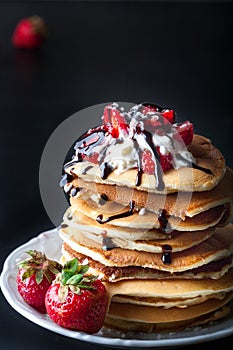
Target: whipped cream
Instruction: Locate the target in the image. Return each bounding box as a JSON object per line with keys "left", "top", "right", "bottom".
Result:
{"left": 97, "top": 103, "right": 196, "bottom": 174}
{"left": 63, "top": 102, "right": 197, "bottom": 191}
{"left": 102, "top": 139, "right": 138, "bottom": 174}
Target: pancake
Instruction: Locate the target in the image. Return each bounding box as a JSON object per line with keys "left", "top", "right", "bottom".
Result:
{"left": 107, "top": 293, "right": 233, "bottom": 324}
{"left": 70, "top": 166, "right": 233, "bottom": 219}
{"left": 66, "top": 134, "right": 226, "bottom": 194}
{"left": 112, "top": 292, "right": 227, "bottom": 308}
{"left": 216, "top": 202, "right": 233, "bottom": 227}
{"left": 70, "top": 196, "right": 229, "bottom": 231}
{"left": 63, "top": 208, "right": 169, "bottom": 240}
{"left": 60, "top": 225, "right": 215, "bottom": 253}
{"left": 61, "top": 245, "right": 233, "bottom": 281}
{"left": 103, "top": 269, "right": 233, "bottom": 300}
{"left": 104, "top": 305, "right": 231, "bottom": 332}
{"left": 59, "top": 224, "right": 233, "bottom": 272}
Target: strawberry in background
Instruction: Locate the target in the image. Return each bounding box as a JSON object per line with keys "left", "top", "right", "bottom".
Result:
{"left": 12, "top": 15, "right": 47, "bottom": 49}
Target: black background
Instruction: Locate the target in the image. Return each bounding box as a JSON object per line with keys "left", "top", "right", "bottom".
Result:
{"left": 0, "top": 1, "right": 233, "bottom": 349}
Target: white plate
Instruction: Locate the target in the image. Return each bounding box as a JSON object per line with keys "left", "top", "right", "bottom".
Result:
{"left": 1, "top": 228, "right": 233, "bottom": 349}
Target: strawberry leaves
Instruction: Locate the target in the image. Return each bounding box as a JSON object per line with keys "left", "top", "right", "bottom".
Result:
{"left": 57, "top": 258, "right": 98, "bottom": 301}
{"left": 18, "top": 250, "right": 62, "bottom": 284}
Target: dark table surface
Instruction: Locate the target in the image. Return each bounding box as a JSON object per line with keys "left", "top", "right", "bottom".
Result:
{"left": 0, "top": 1, "right": 233, "bottom": 349}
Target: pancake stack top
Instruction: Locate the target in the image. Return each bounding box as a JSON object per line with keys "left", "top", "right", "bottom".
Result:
{"left": 59, "top": 102, "right": 233, "bottom": 332}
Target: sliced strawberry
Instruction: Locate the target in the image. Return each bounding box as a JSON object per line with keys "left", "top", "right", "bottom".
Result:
{"left": 103, "top": 104, "right": 128, "bottom": 138}
{"left": 142, "top": 104, "right": 160, "bottom": 114}
{"left": 141, "top": 121, "right": 193, "bottom": 174}
{"left": 82, "top": 152, "right": 99, "bottom": 163}
{"left": 141, "top": 104, "right": 175, "bottom": 134}
{"left": 159, "top": 152, "right": 173, "bottom": 172}
{"left": 174, "top": 121, "right": 193, "bottom": 146}
{"left": 142, "top": 103, "right": 175, "bottom": 124}
{"left": 143, "top": 118, "right": 161, "bottom": 132}
{"left": 141, "top": 148, "right": 172, "bottom": 174}
{"left": 142, "top": 149, "right": 155, "bottom": 174}
{"left": 161, "top": 109, "right": 175, "bottom": 124}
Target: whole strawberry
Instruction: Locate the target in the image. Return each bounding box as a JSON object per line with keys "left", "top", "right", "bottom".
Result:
{"left": 17, "top": 250, "right": 62, "bottom": 313}
{"left": 45, "top": 258, "right": 109, "bottom": 334}
{"left": 12, "top": 15, "right": 47, "bottom": 49}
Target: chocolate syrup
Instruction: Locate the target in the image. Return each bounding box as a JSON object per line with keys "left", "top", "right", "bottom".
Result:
{"left": 70, "top": 187, "right": 79, "bottom": 197}
{"left": 82, "top": 165, "right": 94, "bottom": 175}
{"left": 158, "top": 206, "right": 173, "bottom": 264}
{"left": 161, "top": 244, "right": 172, "bottom": 265}
{"left": 67, "top": 213, "right": 73, "bottom": 220}
{"left": 176, "top": 154, "right": 212, "bottom": 175}
{"left": 191, "top": 162, "right": 212, "bottom": 175}
{"left": 134, "top": 128, "right": 165, "bottom": 191}
{"left": 145, "top": 130, "right": 165, "bottom": 191}
{"left": 60, "top": 223, "right": 68, "bottom": 228}
{"left": 101, "top": 231, "right": 117, "bottom": 251}
{"left": 158, "top": 209, "right": 171, "bottom": 233}
{"left": 135, "top": 169, "right": 143, "bottom": 187}
{"left": 99, "top": 193, "right": 108, "bottom": 205}
{"left": 63, "top": 128, "right": 106, "bottom": 170}
{"left": 59, "top": 173, "right": 74, "bottom": 187}
{"left": 100, "top": 162, "right": 114, "bottom": 180}
{"left": 132, "top": 139, "right": 144, "bottom": 187}
{"left": 96, "top": 200, "right": 135, "bottom": 224}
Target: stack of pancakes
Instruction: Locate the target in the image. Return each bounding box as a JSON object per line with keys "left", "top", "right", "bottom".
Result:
{"left": 59, "top": 116, "right": 233, "bottom": 332}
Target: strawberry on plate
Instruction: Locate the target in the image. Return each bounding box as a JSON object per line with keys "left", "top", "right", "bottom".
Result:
{"left": 45, "top": 258, "right": 109, "bottom": 334}
{"left": 12, "top": 15, "right": 47, "bottom": 50}
{"left": 17, "top": 250, "right": 62, "bottom": 313}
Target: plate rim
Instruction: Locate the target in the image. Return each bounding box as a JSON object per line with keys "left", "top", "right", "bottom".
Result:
{"left": 1, "top": 228, "right": 233, "bottom": 348}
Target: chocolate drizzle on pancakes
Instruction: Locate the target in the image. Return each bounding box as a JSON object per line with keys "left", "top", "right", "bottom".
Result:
{"left": 96, "top": 201, "right": 135, "bottom": 224}
{"left": 58, "top": 103, "right": 233, "bottom": 333}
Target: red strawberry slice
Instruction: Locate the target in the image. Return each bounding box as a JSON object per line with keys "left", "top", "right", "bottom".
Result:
{"left": 161, "top": 109, "right": 175, "bottom": 124}
{"left": 103, "top": 104, "right": 128, "bottom": 138}
{"left": 142, "top": 148, "right": 172, "bottom": 174}
{"left": 174, "top": 121, "right": 193, "bottom": 146}
{"left": 159, "top": 152, "right": 173, "bottom": 172}
{"left": 142, "top": 103, "right": 175, "bottom": 124}
{"left": 141, "top": 149, "right": 156, "bottom": 174}
{"left": 82, "top": 152, "right": 99, "bottom": 163}
{"left": 142, "top": 120, "right": 193, "bottom": 173}
{"left": 142, "top": 104, "right": 160, "bottom": 114}
{"left": 143, "top": 118, "right": 161, "bottom": 132}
